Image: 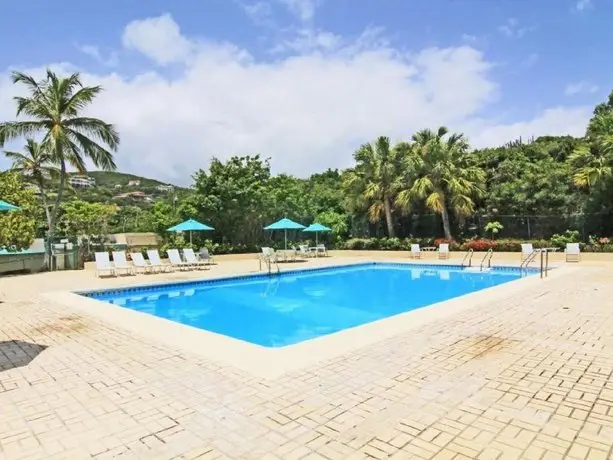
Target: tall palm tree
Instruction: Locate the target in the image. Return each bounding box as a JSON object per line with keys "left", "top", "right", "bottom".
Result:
{"left": 4, "top": 138, "right": 58, "bottom": 230}
{"left": 396, "top": 127, "right": 485, "bottom": 240}
{"left": 0, "top": 70, "right": 119, "bottom": 258}
{"left": 343, "top": 136, "right": 403, "bottom": 237}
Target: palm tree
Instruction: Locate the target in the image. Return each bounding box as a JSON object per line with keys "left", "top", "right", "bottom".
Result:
{"left": 570, "top": 111, "right": 613, "bottom": 189}
{"left": 0, "top": 70, "right": 119, "bottom": 259}
{"left": 343, "top": 136, "right": 403, "bottom": 237}
{"left": 396, "top": 127, "right": 485, "bottom": 240}
{"left": 4, "top": 139, "right": 58, "bottom": 230}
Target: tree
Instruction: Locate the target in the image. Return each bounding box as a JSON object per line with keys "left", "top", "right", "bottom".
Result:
{"left": 474, "top": 137, "right": 581, "bottom": 215}
{"left": 189, "top": 155, "right": 273, "bottom": 244}
{"left": 0, "top": 172, "right": 37, "bottom": 250}
{"left": 397, "top": 127, "right": 485, "bottom": 240}
{"left": 0, "top": 70, "right": 119, "bottom": 261}
{"left": 4, "top": 139, "right": 58, "bottom": 231}
{"left": 570, "top": 92, "right": 613, "bottom": 189}
{"left": 343, "top": 136, "right": 403, "bottom": 237}
{"left": 58, "top": 200, "right": 118, "bottom": 256}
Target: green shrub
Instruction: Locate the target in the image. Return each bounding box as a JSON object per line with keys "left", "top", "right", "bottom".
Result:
{"left": 550, "top": 230, "right": 580, "bottom": 249}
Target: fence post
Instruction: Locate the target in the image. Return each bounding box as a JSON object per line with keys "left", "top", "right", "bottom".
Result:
{"left": 527, "top": 216, "right": 531, "bottom": 240}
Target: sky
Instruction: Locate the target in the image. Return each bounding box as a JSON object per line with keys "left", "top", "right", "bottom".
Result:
{"left": 0, "top": 0, "right": 610, "bottom": 184}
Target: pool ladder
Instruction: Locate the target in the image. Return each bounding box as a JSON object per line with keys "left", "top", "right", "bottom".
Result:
{"left": 259, "top": 254, "right": 280, "bottom": 275}
{"left": 480, "top": 249, "right": 494, "bottom": 271}
{"left": 520, "top": 249, "right": 549, "bottom": 278}
{"left": 461, "top": 249, "right": 474, "bottom": 268}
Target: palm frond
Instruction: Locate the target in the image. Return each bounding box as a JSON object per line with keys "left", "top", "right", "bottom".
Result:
{"left": 65, "top": 118, "right": 119, "bottom": 150}
{"left": 63, "top": 86, "right": 103, "bottom": 116}
{"left": 367, "top": 202, "right": 384, "bottom": 223}
{"left": 0, "top": 121, "right": 47, "bottom": 146}
{"left": 425, "top": 191, "right": 444, "bottom": 213}
{"left": 67, "top": 129, "right": 117, "bottom": 170}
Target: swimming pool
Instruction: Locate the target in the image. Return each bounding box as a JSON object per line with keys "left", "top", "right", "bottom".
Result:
{"left": 84, "top": 263, "right": 533, "bottom": 348}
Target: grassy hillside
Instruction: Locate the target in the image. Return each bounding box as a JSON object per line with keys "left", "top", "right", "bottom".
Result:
{"left": 84, "top": 171, "right": 171, "bottom": 188}
{"left": 52, "top": 171, "right": 189, "bottom": 207}
{"left": 67, "top": 171, "right": 176, "bottom": 188}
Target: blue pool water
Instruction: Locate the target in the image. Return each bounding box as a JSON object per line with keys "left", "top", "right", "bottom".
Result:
{"left": 85, "top": 263, "right": 530, "bottom": 347}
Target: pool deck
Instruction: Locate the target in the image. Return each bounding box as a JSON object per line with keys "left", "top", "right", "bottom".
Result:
{"left": 1, "top": 251, "right": 613, "bottom": 459}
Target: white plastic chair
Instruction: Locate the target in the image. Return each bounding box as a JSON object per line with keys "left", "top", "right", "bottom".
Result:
{"left": 566, "top": 243, "right": 581, "bottom": 262}
{"left": 521, "top": 243, "right": 534, "bottom": 261}
{"left": 94, "top": 252, "right": 114, "bottom": 277}
{"left": 183, "top": 248, "right": 208, "bottom": 269}
{"left": 147, "top": 249, "right": 173, "bottom": 272}
{"left": 438, "top": 243, "right": 450, "bottom": 260}
{"left": 410, "top": 244, "right": 421, "bottom": 259}
{"left": 112, "top": 251, "right": 135, "bottom": 275}
{"left": 198, "top": 247, "right": 215, "bottom": 265}
{"left": 167, "top": 249, "right": 192, "bottom": 270}
{"left": 130, "top": 252, "right": 153, "bottom": 274}
{"left": 316, "top": 244, "right": 328, "bottom": 257}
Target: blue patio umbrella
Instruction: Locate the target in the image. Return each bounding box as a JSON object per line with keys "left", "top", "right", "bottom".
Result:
{"left": 264, "top": 217, "right": 305, "bottom": 249}
{"left": 167, "top": 218, "right": 214, "bottom": 244}
{"left": 303, "top": 222, "right": 332, "bottom": 245}
{"left": 0, "top": 200, "right": 20, "bottom": 211}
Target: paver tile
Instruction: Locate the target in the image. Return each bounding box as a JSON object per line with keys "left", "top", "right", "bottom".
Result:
{"left": 0, "top": 258, "right": 611, "bottom": 459}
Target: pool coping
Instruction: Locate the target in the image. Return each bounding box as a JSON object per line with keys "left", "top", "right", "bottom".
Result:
{"left": 43, "top": 261, "right": 569, "bottom": 380}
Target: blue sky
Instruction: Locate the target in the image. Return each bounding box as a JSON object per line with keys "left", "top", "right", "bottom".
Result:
{"left": 0, "top": 0, "right": 609, "bottom": 182}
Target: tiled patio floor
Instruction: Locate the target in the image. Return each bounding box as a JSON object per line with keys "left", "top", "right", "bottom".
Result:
{"left": 2, "top": 257, "right": 613, "bottom": 459}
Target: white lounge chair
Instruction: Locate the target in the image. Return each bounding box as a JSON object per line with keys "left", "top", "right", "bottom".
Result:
{"left": 167, "top": 249, "right": 192, "bottom": 270}
{"left": 438, "top": 243, "right": 450, "bottom": 260}
{"left": 94, "top": 252, "right": 114, "bottom": 277}
{"left": 112, "top": 251, "right": 135, "bottom": 275}
{"left": 130, "top": 252, "right": 154, "bottom": 274}
{"left": 410, "top": 244, "right": 421, "bottom": 259}
{"left": 147, "top": 249, "right": 173, "bottom": 272}
{"left": 316, "top": 244, "right": 328, "bottom": 257}
{"left": 261, "top": 247, "right": 278, "bottom": 262}
{"left": 566, "top": 243, "right": 581, "bottom": 262}
{"left": 521, "top": 243, "right": 534, "bottom": 261}
{"left": 183, "top": 248, "right": 209, "bottom": 270}
{"left": 198, "top": 247, "right": 215, "bottom": 265}
{"left": 297, "top": 245, "right": 312, "bottom": 259}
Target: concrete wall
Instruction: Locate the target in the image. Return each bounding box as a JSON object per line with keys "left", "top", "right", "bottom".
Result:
{"left": 110, "top": 233, "right": 160, "bottom": 248}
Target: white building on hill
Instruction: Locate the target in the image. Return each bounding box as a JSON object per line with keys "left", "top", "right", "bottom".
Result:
{"left": 68, "top": 175, "right": 95, "bottom": 188}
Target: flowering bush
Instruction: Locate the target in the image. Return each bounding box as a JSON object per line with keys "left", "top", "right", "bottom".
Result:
{"left": 462, "top": 239, "right": 496, "bottom": 251}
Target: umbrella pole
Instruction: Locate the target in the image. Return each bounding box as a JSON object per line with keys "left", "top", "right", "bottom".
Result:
{"left": 284, "top": 229, "right": 287, "bottom": 250}
{"left": 316, "top": 232, "right": 318, "bottom": 245}
{"left": 190, "top": 231, "right": 192, "bottom": 245}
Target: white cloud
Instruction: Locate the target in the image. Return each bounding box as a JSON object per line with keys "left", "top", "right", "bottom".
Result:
{"left": 77, "top": 44, "right": 119, "bottom": 67}
{"left": 122, "top": 13, "right": 195, "bottom": 65}
{"left": 575, "top": 0, "right": 593, "bottom": 11}
{"left": 279, "top": 0, "right": 320, "bottom": 21}
{"left": 240, "top": 0, "right": 274, "bottom": 25}
{"left": 497, "top": 18, "right": 533, "bottom": 38}
{"left": 564, "top": 81, "right": 599, "bottom": 95}
{"left": 270, "top": 28, "right": 341, "bottom": 54}
{"left": 467, "top": 107, "right": 591, "bottom": 147}
{"left": 0, "top": 14, "right": 592, "bottom": 184}
{"left": 240, "top": 0, "right": 321, "bottom": 24}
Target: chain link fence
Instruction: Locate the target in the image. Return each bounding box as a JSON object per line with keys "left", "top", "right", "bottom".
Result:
{"left": 350, "top": 213, "right": 613, "bottom": 241}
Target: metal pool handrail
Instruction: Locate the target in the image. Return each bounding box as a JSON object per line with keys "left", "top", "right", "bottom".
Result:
{"left": 461, "top": 249, "right": 474, "bottom": 267}
{"left": 480, "top": 249, "right": 494, "bottom": 271}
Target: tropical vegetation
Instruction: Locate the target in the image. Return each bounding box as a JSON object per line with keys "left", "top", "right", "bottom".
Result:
{"left": 0, "top": 70, "right": 119, "bottom": 256}
{"left": 2, "top": 69, "right": 613, "bottom": 258}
